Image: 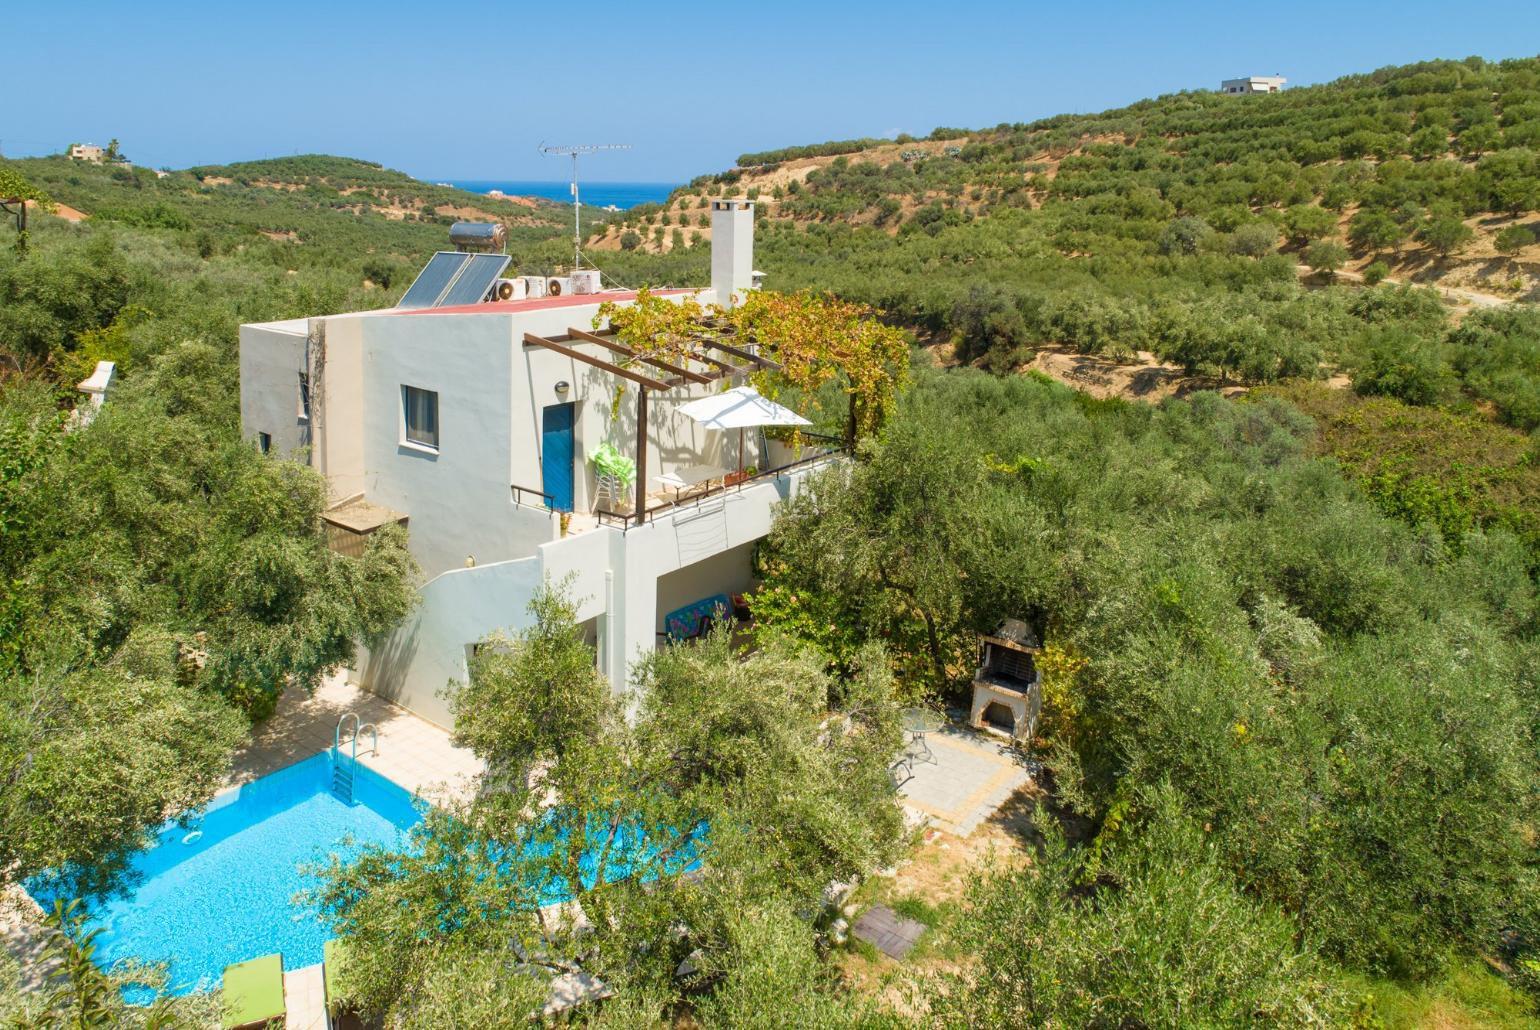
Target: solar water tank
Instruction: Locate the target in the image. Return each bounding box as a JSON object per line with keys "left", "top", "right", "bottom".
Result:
{"left": 449, "top": 221, "right": 507, "bottom": 253}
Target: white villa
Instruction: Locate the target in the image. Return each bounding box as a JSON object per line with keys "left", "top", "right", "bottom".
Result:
{"left": 1220, "top": 75, "right": 1286, "bottom": 95}
{"left": 239, "top": 200, "right": 840, "bottom": 727}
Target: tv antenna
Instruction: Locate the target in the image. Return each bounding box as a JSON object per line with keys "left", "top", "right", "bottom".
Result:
{"left": 539, "top": 142, "right": 630, "bottom": 271}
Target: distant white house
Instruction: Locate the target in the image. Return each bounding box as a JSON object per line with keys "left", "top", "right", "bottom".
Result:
{"left": 239, "top": 199, "right": 837, "bottom": 728}
{"left": 68, "top": 143, "right": 105, "bottom": 163}
{"left": 68, "top": 361, "right": 117, "bottom": 430}
{"left": 1221, "top": 76, "right": 1286, "bottom": 95}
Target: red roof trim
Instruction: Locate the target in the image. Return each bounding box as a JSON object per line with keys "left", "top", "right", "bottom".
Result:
{"left": 400, "top": 287, "right": 697, "bottom": 317}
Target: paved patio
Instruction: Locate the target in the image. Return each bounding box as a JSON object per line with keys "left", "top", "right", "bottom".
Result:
{"left": 229, "top": 672, "right": 483, "bottom": 806}
{"left": 894, "top": 722, "right": 1033, "bottom": 836}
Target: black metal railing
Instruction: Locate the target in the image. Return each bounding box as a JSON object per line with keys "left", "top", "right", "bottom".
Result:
{"left": 591, "top": 446, "right": 848, "bottom": 531}
{"left": 510, "top": 483, "right": 557, "bottom": 510}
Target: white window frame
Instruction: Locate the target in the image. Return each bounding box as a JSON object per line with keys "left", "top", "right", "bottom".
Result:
{"left": 298, "top": 371, "right": 311, "bottom": 422}
{"left": 401, "top": 384, "right": 439, "bottom": 453}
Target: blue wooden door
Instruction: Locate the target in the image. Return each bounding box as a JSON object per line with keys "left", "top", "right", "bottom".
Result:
{"left": 541, "top": 403, "right": 576, "bottom": 512}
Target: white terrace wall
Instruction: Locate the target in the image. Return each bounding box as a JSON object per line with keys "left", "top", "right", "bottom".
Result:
{"left": 238, "top": 320, "right": 309, "bottom": 459}
{"left": 352, "top": 456, "right": 836, "bottom": 725}
{"left": 354, "top": 553, "right": 545, "bottom": 728}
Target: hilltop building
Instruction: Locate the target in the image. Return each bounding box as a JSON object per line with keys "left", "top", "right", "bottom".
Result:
{"left": 68, "top": 143, "right": 105, "bottom": 163}
{"left": 238, "top": 199, "right": 838, "bottom": 727}
{"left": 1221, "top": 75, "right": 1286, "bottom": 95}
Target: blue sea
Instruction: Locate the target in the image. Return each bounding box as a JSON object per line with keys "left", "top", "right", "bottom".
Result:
{"left": 445, "top": 180, "right": 676, "bottom": 210}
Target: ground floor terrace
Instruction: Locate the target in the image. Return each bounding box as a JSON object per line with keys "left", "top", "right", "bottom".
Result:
{"left": 2, "top": 667, "right": 1037, "bottom": 1026}
{"left": 355, "top": 447, "right": 846, "bottom": 728}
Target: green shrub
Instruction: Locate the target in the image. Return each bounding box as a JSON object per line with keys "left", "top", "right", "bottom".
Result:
{"left": 933, "top": 792, "right": 1348, "bottom": 1026}
{"left": 1496, "top": 223, "right": 1535, "bottom": 256}
{"left": 1351, "top": 326, "right": 1453, "bottom": 405}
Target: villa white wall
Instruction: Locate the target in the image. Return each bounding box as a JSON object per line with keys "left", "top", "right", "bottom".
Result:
{"left": 356, "top": 554, "right": 545, "bottom": 728}
{"left": 611, "top": 470, "right": 807, "bottom": 681}
{"left": 538, "top": 530, "right": 614, "bottom": 622}
{"left": 313, "top": 315, "right": 366, "bottom": 503}
{"left": 351, "top": 312, "right": 524, "bottom": 578}
{"left": 239, "top": 320, "right": 309, "bottom": 458}
{"left": 352, "top": 458, "right": 836, "bottom": 725}
{"left": 319, "top": 295, "right": 727, "bottom": 582}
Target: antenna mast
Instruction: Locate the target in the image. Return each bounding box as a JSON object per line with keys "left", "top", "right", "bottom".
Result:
{"left": 538, "top": 142, "right": 630, "bottom": 271}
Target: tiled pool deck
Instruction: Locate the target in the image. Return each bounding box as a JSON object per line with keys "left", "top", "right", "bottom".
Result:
{"left": 2, "top": 671, "right": 483, "bottom": 1027}
{"left": 228, "top": 673, "right": 483, "bottom": 806}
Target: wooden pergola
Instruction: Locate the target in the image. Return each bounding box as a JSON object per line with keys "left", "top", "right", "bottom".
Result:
{"left": 522, "top": 324, "right": 782, "bottom": 518}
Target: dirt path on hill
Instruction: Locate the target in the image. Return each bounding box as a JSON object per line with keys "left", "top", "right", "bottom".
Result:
{"left": 26, "top": 199, "right": 86, "bottom": 222}
{"left": 1296, "top": 263, "right": 1511, "bottom": 309}
{"left": 926, "top": 341, "right": 1249, "bottom": 404}
{"left": 1025, "top": 345, "right": 1248, "bottom": 402}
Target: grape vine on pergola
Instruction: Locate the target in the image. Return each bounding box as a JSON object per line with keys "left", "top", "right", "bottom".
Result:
{"left": 0, "top": 166, "right": 53, "bottom": 236}
{"left": 520, "top": 288, "right": 908, "bottom": 519}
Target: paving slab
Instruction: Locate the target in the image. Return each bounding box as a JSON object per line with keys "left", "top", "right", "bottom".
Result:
{"left": 852, "top": 905, "right": 926, "bottom": 959}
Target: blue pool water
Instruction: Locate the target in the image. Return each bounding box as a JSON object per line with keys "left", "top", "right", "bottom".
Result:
{"left": 29, "top": 751, "right": 421, "bottom": 1000}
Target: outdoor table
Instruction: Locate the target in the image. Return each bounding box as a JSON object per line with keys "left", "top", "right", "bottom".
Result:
{"left": 654, "top": 464, "right": 728, "bottom": 502}
{"left": 900, "top": 707, "right": 946, "bottom": 765}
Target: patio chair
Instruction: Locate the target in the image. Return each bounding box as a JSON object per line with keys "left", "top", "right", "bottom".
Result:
{"left": 221, "top": 953, "right": 286, "bottom": 1029}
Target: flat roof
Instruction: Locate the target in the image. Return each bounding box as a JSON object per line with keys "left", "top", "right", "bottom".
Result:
{"left": 399, "top": 287, "right": 698, "bottom": 317}
{"left": 241, "top": 288, "right": 704, "bottom": 333}
{"left": 322, "top": 496, "right": 407, "bottom": 533}
{"left": 245, "top": 316, "right": 310, "bottom": 335}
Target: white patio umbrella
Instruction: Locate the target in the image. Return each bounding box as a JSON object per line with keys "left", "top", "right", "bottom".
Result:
{"left": 676, "top": 386, "right": 811, "bottom": 471}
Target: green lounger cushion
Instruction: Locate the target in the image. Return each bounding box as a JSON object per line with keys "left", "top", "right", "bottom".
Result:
{"left": 222, "top": 953, "right": 285, "bottom": 1029}
{"left": 323, "top": 938, "right": 347, "bottom": 1012}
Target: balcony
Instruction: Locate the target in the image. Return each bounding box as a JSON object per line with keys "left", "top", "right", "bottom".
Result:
{"left": 511, "top": 436, "right": 846, "bottom": 535}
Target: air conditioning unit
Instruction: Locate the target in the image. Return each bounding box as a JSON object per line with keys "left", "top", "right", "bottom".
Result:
{"left": 545, "top": 276, "right": 573, "bottom": 297}
{"left": 570, "top": 269, "right": 602, "bottom": 295}
{"left": 521, "top": 276, "right": 547, "bottom": 299}
{"left": 489, "top": 277, "right": 525, "bottom": 302}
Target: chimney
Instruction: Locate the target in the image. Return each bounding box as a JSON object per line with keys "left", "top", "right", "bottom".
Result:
{"left": 710, "top": 198, "right": 754, "bottom": 308}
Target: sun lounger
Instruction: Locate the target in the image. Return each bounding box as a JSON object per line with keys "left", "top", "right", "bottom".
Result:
{"left": 324, "top": 938, "right": 363, "bottom": 1030}
{"left": 663, "top": 594, "right": 733, "bottom": 641}
{"left": 222, "top": 953, "right": 286, "bottom": 1029}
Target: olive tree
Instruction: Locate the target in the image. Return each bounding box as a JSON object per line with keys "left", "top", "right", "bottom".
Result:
{"left": 314, "top": 585, "right": 906, "bottom": 1025}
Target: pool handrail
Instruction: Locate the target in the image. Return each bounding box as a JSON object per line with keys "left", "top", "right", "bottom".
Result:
{"left": 356, "top": 722, "right": 379, "bottom": 759}
{"left": 333, "top": 712, "right": 360, "bottom": 755}
{"left": 333, "top": 712, "right": 378, "bottom": 762}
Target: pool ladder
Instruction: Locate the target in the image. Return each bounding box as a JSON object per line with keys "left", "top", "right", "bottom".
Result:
{"left": 332, "top": 713, "right": 377, "bottom": 804}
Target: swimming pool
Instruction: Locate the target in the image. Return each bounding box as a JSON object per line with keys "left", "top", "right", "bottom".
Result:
{"left": 29, "top": 750, "right": 421, "bottom": 1000}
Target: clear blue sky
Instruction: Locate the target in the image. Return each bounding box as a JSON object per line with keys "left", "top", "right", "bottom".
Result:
{"left": 4, "top": 1, "right": 1537, "bottom": 182}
